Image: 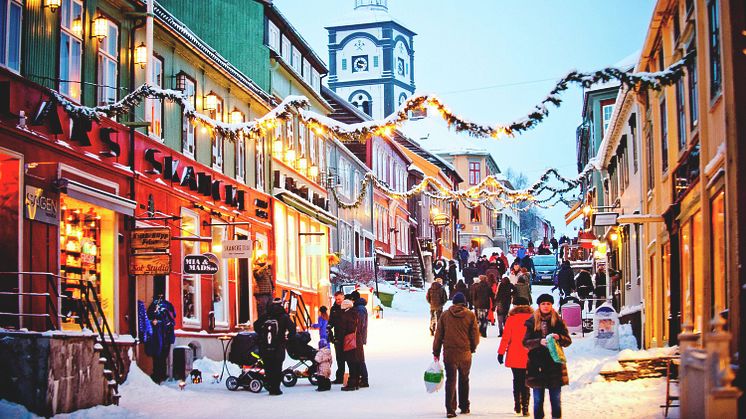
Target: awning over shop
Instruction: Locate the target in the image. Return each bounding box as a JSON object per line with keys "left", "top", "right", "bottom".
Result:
{"left": 275, "top": 189, "right": 337, "bottom": 226}
{"left": 55, "top": 178, "right": 136, "bottom": 216}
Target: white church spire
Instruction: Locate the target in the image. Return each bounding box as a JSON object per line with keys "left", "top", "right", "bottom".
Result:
{"left": 354, "top": 0, "right": 388, "bottom": 12}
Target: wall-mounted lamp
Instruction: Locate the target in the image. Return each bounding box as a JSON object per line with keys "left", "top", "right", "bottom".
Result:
{"left": 92, "top": 16, "right": 110, "bottom": 42}
{"left": 583, "top": 205, "right": 592, "bottom": 216}
{"left": 230, "top": 108, "right": 243, "bottom": 124}
{"left": 71, "top": 15, "right": 83, "bottom": 37}
{"left": 204, "top": 91, "right": 218, "bottom": 111}
{"left": 308, "top": 165, "right": 319, "bottom": 178}
{"left": 134, "top": 42, "right": 147, "bottom": 69}
{"left": 610, "top": 231, "right": 619, "bottom": 242}
{"left": 272, "top": 139, "right": 283, "bottom": 155}
{"left": 285, "top": 149, "right": 296, "bottom": 162}
{"left": 175, "top": 72, "right": 189, "bottom": 91}
{"left": 44, "top": 0, "right": 61, "bottom": 13}
{"left": 297, "top": 157, "right": 308, "bottom": 170}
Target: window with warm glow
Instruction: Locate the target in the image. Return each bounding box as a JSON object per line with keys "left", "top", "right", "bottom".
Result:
{"left": 711, "top": 190, "right": 727, "bottom": 317}
{"left": 59, "top": 0, "right": 83, "bottom": 101}
{"left": 181, "top": 208, "right": 201, "bottom": 326}
{"left": 181, "top": 75, "right": 196, "bottom": 157}
{"left": 274, "top": 203, "right": 287, "bottom": 282}
{"left": 287, "top": 209, "right": 299, "bottom": 286}
{"left": 211, "top": 95, "right": 224, "bottom": 171}
{"left": 0, "top": 0, "right": 22, "bottom": 72}
{"left": 97, "top": 18, "right": 119, "bottom": 106}
{"left": 212, "top": 221, "right": 228, "bottom": 326}
{"left": 470, "top": 206, "right": 481, "bottom": 223}
{"left": 234, "top": 112, "right": 246, "bottom": 182}
{"left": 148, "top": 55, "right": 164, "bottom": 138}
{"left": 680, "top": 218, "right": 692, "bottom": 330}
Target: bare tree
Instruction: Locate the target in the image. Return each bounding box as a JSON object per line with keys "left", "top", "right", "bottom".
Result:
{"left": 505, "top": 167, "right": 529, "bottom": 190}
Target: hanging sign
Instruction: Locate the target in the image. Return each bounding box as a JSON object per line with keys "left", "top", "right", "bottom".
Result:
{"left": 131, "top": 227, "right": 171, "bottom": 250}
{"left": 24, "top": 185, "right": 59, "bottom": 225}
{"left": 222, "top": 240, "right": 252, "bottom": 259}
{"left": 431, "top": 213, "right": 450, "bottom": 227}
{"left": 184, "top": 253, "right": 220, "bottom": 274}
{"left": 130, "top": 252, "right": 171, "bottom": 275}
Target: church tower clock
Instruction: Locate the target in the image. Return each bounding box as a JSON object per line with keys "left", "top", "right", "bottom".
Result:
{"left": 326, "top": 0, "right": 416, "bottom": 119}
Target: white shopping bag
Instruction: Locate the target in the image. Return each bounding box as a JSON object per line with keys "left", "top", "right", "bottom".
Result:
{"left": 423, "top": 361, "right": 444, "bottom": 393}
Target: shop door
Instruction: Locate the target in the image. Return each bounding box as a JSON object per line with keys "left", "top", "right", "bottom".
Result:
{"left": 236, "top": 232, "right": 251, "bottom": 324}
{"left": 0, "top": 153, "right": 20, "bottom": 328}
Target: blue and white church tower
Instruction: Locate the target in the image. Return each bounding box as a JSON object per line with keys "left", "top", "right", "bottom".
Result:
{"left": 326, "top": 0, "right": 416, "bottom": 119}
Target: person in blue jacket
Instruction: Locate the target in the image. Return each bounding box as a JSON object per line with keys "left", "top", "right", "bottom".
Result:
{"left": 311, "top": 306, "right": 329, "bottom": 346}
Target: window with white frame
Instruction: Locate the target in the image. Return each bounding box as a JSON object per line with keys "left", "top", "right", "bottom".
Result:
{"left": 235, "top": 112, "right": 246, "bottom": 182}
{"left": 181, "top": 208, "right": 201, "bottom": 326}
{"left": 211, "top": 95, "right": 224, "bottom": 171}
{"left": 602, "top": 104, "right": 614, "bottom": 135}
{"left": 0, "top": 0, "right": 22, "bottom": 72}
{"left": 148, "top": 55, "right": 164, "bottom": 139}
{"left": 267, "top": 21, "right": 280, "bottom": 52}
{"left": 181, "top": 75, "right": 196, "bottom": 157}
{"left": 211, "top": 221, "right": 228, "bottom": 326}
{"left": 256, "top": 132, "right": 266, "bottom": 191}
{"left": 97, "top": 18, "right": 119, "bottom": 106}
{"left": 59, "top": 0, "right": 83, "bottom": 101}
{"left": 311, "top": 69, "right": 320, "bottom": 92}
{"left": 468, "top": 162, "right": 481, "bottom": 185}
{"left": 281, "top": 35, "right": 291, "bottom": 63}
{"left": 292, "top": 47, "right": 302, "bottom": 73}
{"left": 303, "top": 59, "right": 311, "bottom": 84}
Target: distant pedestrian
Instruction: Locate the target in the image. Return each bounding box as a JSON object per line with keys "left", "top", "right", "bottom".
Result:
{"left": 523, "top": 294, "right": 572, "bottom": 419}
{"left": 434, "top": 259, "right": 447, "bottom": 283}
{"left": 594, "top": 266, "right": 607, "bottom": 308}
{"left": 513, "top": 271, "right": 532, "bottom": 305}
{"left": 314, "top": 339, "right": 332, "bottom": 392}
{"left": 469, "top": 275, "right": 492, "bottom": 338}
{"left": 253, "top": 298, "right": 296, "bottom": 395}
{"left": 499, "top": 252, "right": 510, "bottom": 277}
{"left": 253, "top": 254, "right": 274, "bottom": 318}
{"left": 427, "top": 280, "right": 448, "bottom": 336}
{"left": 497, "top": 297, "right": 533, "bottom": 416}
{"left": 463, "top": 262, "right": 478, "bottom": 285}
{"left": 494, "top": 276, "right": 514, "bottom": 336}
{"left": 455, "top": 279, "right": 469, "bottom": 307}
{"left": 477, "top": 255, "right": 489, "bottom": 276}
{"left": 550, "top": 237, "right": 558, "bottom": 253}
{"left": 508, "top": 263, "right": 522, "bottom": 285}
{"left": 458, "top": 246, "right": 469, "bottom": 271}
{"left": 468, "top": 247, "right": 478, "bottom": 265}
{"left": 340, "top": 298, "right": 362, "bottom": 391}
{"left": 447, "top": 260, "right": 458, "bottom": 297}
{"left": 433, "top": 292, "right": 479, "bottom": 418}
{"left": 576, "top": 269, "right": 594, "bottom": 312}
{"left": 556, "top": 260, "right": 576, "bottom": 304}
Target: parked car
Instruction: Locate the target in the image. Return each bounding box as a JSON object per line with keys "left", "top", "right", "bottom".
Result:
{"left": 531, "top": 254, "right": 559, "bottom": 285}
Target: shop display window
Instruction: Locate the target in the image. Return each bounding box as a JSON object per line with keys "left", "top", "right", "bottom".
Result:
{"left": 711, "top": 190, "right": 727, "bottom": 317}
{"left": 59, "top": 197, "right": 114, "bottom": 330}
{"left": 211, "top": 221, "right": 228, "bottom": 326}
{"left": 181, "top": 208, "right": 200, "bottom": 326}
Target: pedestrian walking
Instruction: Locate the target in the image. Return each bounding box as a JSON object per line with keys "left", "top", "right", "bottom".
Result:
{"left": 427, "top": 280, "right": 448, "bottom": 336}
{"left": 497, "top": 297, "right": 533, "bottom": 416}
{"left": 513, "top": 270, "right": 532, "bottom": 305}
{"left": 447, "top": 260, "right": 458, "bottom": 297}
{"left": 476, "top": 255, "right": 489, "bottom": 276}
{"left": 314, "top": 339, "right": 332, "bottom": 392}
{"left": 433, "top": 292, "right": 479, "bottom": 418}
{"left": 434, "top": 259, "right": 447, "bottom": 283}
{"left": 351, "top": 291, "right": 369, "bottom": 388}
{"left": 508, "top": 263, "right": 522, "bottom": 285}
{"left": 327, "top": 291, "right": 347, "bottom": 384}
{"left": 523, "top": 294, "right": 572, "bottom": 419}
{"left": 252, "top": 254, "right": 274, "bottom": 318}
{"left": 253, "top": 298, "right": 296, "bottom": 395}
{"left": 520, "top": 254, "right": 536, "bottom": 281}
{"left": 145, "top": 293, "right": 176, "bottom": 384}
{"left": 468, "top": 247, "right": 478, "bottom": 265}
{"left": 469, "top": 275, "right": 492, "bottom": 338}
{"left": 458, "top": 246, "right": 469, "bottom": 272}
{"left": 576, "top": 269, "right": 594, "bottom": 312}
{"left": 339, "top": 298, "right": 362, "bottom": 391}
{"left": 594, "top": 265, "right": 607, "bottom": 308}
{"left": 494, "top": 276, "right": 514, "bottom": 336}
{"left": 463, "top": 262, "right": 478, "bottom": 286}
{"left": 499, "top": 252, "right": 510, "bottom": 278}
{"left": 556, "top": 260, "right": 576, "bottom": 305}
{"left": 454, "top": 279, "right": 469, "bottom": 307}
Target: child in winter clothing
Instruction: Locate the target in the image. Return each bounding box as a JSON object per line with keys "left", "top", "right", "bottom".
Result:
{"left": 497, "top": 297, "right": 533, "bottom": 416}
{"left": 312, "top": 306, "right": 330, "bottom": 346}
{"left": 314, "top": 338, "right": 333, "bottom": 391}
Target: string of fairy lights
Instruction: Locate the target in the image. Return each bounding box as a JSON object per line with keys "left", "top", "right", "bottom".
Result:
{"left": 48, "top": 54, "right": 691, "bottom": 210}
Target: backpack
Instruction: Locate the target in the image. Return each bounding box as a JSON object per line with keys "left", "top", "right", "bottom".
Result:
{"left": 259, "top": 318, "right": 281, "bottom": 351}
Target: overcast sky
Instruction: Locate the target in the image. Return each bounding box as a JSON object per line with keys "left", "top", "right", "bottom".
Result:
{"left": 274, "top": 0, "right": 655, "bottom": 236}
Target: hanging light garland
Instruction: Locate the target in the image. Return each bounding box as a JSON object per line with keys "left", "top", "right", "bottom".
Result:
{"left": 49, "top": 53, "right": 693, "bottom": 143}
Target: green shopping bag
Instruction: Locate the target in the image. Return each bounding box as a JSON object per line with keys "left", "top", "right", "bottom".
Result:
{"left": 547, "top": 334, "right": 567, "bottom": 364}
{"left": 424, "top": 361, "right": 444, "bottom": 393}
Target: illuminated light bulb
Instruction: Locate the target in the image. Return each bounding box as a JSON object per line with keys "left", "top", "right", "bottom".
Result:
{"left": 297, "top": 157, "right": 308, "bottom": 170}
{"left": 92, "top": 16, "right": 109, "bottom": 42}
{"left": 309, "top": 165, "right": 319, "bottom": 177}
{"left": 71, "top": 15, "right": 83, "bottom": 37}
{"left": 610, "top": 231, "right": 619, "bottom": 242}
{"left": 200, "top": 126, "right": 208, "bottom": 134}
{"left": 285, "top": 149, "right": 296, "bottom": 162}
{"left": 272, "top": 139, "right": 283, "bottom": 154}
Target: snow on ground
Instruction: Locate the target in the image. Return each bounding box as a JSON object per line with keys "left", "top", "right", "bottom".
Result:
{"left": 0, "top": 284, "right": 669, "bottom": 418}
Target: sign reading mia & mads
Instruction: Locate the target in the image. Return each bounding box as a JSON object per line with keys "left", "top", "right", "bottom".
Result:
{"left": 24, "top": 185, "right": 59, "bottom": 225}
{"left": 183, "top": 253, "right": 220, "bottom": 274}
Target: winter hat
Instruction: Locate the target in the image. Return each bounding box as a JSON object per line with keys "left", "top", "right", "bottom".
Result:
{"left": 452, "top": 292, "right": 467, "bottom": 306}
{"left": 350, "top": 290, "right": 361, "bottom": 301}
{"left": 537, "top": 294, "right": 554, "bottom": 305}
{"left": 341, "top": 299, "right": 354, "bottom": 310}
{"left": 513, "top": 297, "right": 530, "bottom": 306}
{"left": 319, "top": 339, "right": 328, "bottom": 349}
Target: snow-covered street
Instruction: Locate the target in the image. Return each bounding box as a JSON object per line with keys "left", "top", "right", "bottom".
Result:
{"left": 1, "top": 285, "right": 669, "bottom": 418}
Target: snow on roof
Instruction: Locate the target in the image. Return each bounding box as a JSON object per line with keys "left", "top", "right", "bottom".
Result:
{"left": 586, "top": 50, "right": 641, "bottom": 93}
{"left": 408, "top": 164, "right": 425, "bottom": 175}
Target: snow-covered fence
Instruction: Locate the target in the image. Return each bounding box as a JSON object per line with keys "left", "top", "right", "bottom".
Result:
{"left": 678, "top": 317, "right": 741, "bottom": 418}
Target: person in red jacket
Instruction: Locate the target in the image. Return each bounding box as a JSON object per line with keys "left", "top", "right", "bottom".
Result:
{"left": 497, "top": 297, "right": 533, "bottom": 416}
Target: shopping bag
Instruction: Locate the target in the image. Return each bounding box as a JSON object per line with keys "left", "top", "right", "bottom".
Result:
{"left": 424, "top": 361, "right": 444, "bottom": 393}
{"left": 546, "top": 334, "right": 567, "bottom": 364}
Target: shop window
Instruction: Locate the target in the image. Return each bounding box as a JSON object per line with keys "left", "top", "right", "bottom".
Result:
{"left": 287, "top": 210, "right": 298, "bottom": 285}
{"left": 680, "top": 210, "right": 703, "bottom": 332}
{"left": 60, "top": 197, "right": 115, "bottom": 330}
{"left": 148, "top": 55, "right": 164, "bottom": 139}
{"left": 300, "top": 218, "right": 310, "bottom": 288}
{"left": 273, "top": 203, "right": 287, "bottom": 282}
{"left": 0, "top": 0, "right": 22, "bottom": 72}
{"left": 211, "top": 221, "right": 228, "bottom": 327}
{"left": 97, "top": 18, "right": 119, "bottom": 106}
{"left": 181, "top": 208, "right": 200, "bottom": 326}
{"left": 692, "top": 211, "right": 703, "bottom": 332}
{"left": 711, "top": 189, "right": 727, "bottom": 317}
{"left": 59, "top": 0, "right": 83, "bottom": 101}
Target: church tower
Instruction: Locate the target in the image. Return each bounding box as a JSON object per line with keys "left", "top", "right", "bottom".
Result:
{"left": 326, "top": 0, "right": 416, "bottom": 120}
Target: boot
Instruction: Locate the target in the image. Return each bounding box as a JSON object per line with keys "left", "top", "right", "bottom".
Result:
{"left": 522, "top": 396, "right": 530, "bottom": 416}
{"left": 341, "top": 377, "right": 358, "bottom": 391}
{"left": 513, "top": 390, "right": 521, "bottom": 415}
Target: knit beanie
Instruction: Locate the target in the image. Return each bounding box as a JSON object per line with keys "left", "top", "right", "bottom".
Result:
{"left": 452, "top": 292, "right": 467, "bottom": 306}
{"left": 537, "top": 294, "right": 554, "bottom": 305}
{"left": 513, "top": 297, "right": 530, "bottom": 306}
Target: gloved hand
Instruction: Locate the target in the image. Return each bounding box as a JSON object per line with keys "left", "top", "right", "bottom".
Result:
{"left": 433, "top": 355, "right": 440, "bottom": 363}
{"left": 497, "top": 353, "right": 504, "bottom": 364}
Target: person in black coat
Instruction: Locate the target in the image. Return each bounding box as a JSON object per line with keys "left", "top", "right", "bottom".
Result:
{"left": 523, "top": 294, "right": 572, "bottom": 419}
{"left": 253, "top": 298, "right": 296, "bottom": 395}
{"left": 447, "top": 260, "right": 458, "bottom": 297}
{"left": 339, "top": 298, "right": 362, "bottom": 391}
{"left": 575, "top": 269, "right": 594, "bottom": 312}
{"left": 594, "top": 266, "right": 607, "bottom": 308}
{"left": 520, "top": 255, "right": 536, "bottom": 280}
{"left": 454, "top": 279, "right": 469, "bottom": 307}
{"left": 351, "top": 291, "right": 370, "bottom": 388}
{"left": 469, "top": 275, "right": 492, "bottom": 338}
{"left": 146, "top": 294, "right": 176, "bottom": 384}
{"left": 327, "top": 291, "right": 346, "bottom": 384}
{"left": 476, "top": 256, "right": 489, "bottom": 276}
{"left": 494, "top": 277, "right": 514, "bottom": 336}
{"left": 463, "top": 262, "right": 477, "bottom": 286}
{"left": 556, "top": 260, "right": 576, "bottom": 303}
{"left": 434, "top": 259, "right": 447, "bottom": 282}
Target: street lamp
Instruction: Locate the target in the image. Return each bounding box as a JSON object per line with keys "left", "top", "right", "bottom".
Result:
{"left": 44, "top": 0, "right": 61, "bottom": 13}
{"left": 134, "top": 42, "right": 147, "bottom": 69}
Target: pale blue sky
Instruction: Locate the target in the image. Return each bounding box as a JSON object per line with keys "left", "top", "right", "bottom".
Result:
{"left": 274, "top": 0, "right": 655, "bottom": 235}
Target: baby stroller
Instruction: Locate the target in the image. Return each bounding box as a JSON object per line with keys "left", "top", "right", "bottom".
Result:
{"left": 225, "top": 332, "right": 266, "bottom": 393}
{"left": 282, "top": 331, "right": 319, "bottom": 387}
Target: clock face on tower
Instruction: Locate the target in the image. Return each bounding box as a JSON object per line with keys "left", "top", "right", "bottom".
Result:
{"left": 397, "top": 58, "right": 405, "bottom": 76}
{"left": 352, "top": 55, "right": 368, "bottom": 72}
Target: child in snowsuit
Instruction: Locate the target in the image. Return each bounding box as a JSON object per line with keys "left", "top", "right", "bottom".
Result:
{"left": 314, "top": 338, "right": 333, "bottom": 391}
{"left": 312, "top": 306, "right": 330, "bottom": 345}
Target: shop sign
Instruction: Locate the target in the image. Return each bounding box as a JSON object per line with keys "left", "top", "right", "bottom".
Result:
{"left": 431, "top": 213, "right": 450, "bottom": 227}
{"left": 24, "top": 185, "right": 59, "bottom": 225}
{"left": 222, "top": 240, "right": 252, "bottom": 259}
{"left": 184, "top": 253, "right": 219, "bottom": 274}
{"left": 130, "top": 252, "right": 171, "bottom": 275}
{"left": 131, "top": 227, "right": 171, "bottom": 250}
